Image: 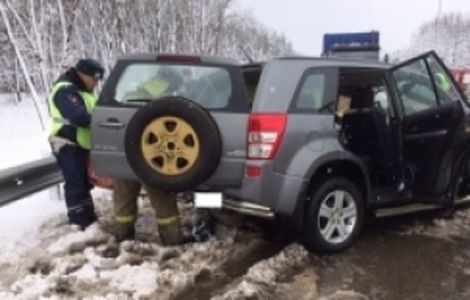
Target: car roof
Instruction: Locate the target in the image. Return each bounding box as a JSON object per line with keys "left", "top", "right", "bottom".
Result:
{"left": 241, "top": 57, "right": 391, "bottom": 70}
{"left": 272, "top": 56, "right": 391, "bottom": 69}
{"left": 117, "top": 53, "right": 239, "bottom": 65}
{"left": 118, "top": 53, "right": 391, "bottom": 69}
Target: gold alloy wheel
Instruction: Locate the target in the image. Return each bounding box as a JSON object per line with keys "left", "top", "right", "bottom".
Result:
{"left": 141, "top": 116, "right": 200, "bottom": 176}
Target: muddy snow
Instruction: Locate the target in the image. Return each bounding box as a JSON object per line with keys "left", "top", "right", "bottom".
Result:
{"left": 2, "top": 190, "right": 470, "bottom": 299}
{"left": 0, "top": 193, "right": 313, "bottom": 300}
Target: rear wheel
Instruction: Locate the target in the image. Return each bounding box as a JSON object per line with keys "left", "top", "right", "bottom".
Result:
{"left": 125, "top": 97, "right": 222, "bottom": 192}
{"left": 302, "top": 177, "right": 364, "bottom": 254}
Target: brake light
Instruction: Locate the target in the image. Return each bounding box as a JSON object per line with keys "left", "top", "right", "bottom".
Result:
{"left": 157, "top": 55, "right": 201, "bottom": 63}
{"left": 246, "top": 166, "right": 262, "bottom": 177}
{"left": 247, "top": 114, "right": 287, "bottom": 159}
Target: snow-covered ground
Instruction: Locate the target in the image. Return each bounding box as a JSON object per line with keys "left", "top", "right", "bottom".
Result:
{"left": 0, "top": 94, "right": 63, "bottom": 260}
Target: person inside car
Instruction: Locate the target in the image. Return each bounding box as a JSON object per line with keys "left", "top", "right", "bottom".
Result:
{"left": 122, "top": 67, "right": 183, "bottom": 101}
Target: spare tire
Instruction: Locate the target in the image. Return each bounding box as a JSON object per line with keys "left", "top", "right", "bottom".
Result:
{"left": 125, "top": 97, "right": 222, "bottom": 192}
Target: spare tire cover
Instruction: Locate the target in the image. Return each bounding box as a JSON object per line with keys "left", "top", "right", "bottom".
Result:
{"left": 125, "top": 97, "right": 222, "bottom": 192}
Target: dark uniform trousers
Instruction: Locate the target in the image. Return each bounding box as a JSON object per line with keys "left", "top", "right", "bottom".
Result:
{"left": 55, "top": 145, "right": 96, "bottom": 228}
{"left": 113, "top": 178, "right": 184, "bottom": 244}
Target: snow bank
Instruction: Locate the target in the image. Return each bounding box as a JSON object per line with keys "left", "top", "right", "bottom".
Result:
{"left": 0, "top": 95, "right": 50, "bottom": 169}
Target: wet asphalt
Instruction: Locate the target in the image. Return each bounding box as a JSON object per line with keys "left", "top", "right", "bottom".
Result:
{"left": 312, "top": 209, "right": 470, "bottom": 300}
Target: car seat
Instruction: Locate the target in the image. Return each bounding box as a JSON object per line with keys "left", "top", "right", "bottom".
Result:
{"left": 342, "top": 87, "right": 395, "bottom": 183}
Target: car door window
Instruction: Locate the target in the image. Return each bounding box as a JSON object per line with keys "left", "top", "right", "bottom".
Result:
{"left": 292, "top": 68, "right": 338, "bottom": 113}
{"left": 295, "top": 73, "right": 326, "bottom": 110}
{"left": 392, "top": 59, "right": 439, "bottom": 116}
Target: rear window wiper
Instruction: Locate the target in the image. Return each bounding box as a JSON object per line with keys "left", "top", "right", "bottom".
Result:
{"left": 125, "top": 99, "right": 152, "bottom": 104}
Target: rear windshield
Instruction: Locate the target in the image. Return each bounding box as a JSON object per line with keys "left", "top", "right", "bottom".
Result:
{"left": 115, "top": 64, "right": 232, "bottom": 109}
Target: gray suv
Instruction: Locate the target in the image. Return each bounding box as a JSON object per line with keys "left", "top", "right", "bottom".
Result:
{"left": 92, "top": 52, "right": 470, "bottom": 253}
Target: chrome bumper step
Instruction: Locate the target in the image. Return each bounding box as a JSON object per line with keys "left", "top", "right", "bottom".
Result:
{"left": 223, "top": 199, "right": 275, "bottom": 219}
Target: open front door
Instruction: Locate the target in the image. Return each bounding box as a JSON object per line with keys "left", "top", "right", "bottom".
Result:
{"left": 389, "top": 51, "right": 466, "bottom": 198}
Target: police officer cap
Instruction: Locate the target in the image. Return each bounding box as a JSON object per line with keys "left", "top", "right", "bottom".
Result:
{"left": 76, "top": 58, "right": 105, "bottom": 80}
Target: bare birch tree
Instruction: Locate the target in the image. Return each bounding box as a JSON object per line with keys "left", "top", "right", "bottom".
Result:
{"left": 393, "top": 13, "right": 470, "bottom": 69}
{"left": 0, "top": 0, "right": 295, "bottom": 98}
{"left": 0, "top": 2, "right": 46, "bottom": 130}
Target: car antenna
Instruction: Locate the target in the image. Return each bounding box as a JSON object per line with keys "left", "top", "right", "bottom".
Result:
{"left": 239, "top": 46, "right": 254, "bottom": 63}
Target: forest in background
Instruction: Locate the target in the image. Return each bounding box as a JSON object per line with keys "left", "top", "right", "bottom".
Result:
{"left": 1, "top": 1, "right": 469, "bottom": 105}
{"left": 394, "top": 12, "right": 470, "bottom": 69}
{"left": 0, "top": 0, "right": 294, "bottom": 99}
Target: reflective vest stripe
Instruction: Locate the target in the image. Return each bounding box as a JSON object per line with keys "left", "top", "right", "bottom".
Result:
{"left": 156, "top": 215, "right": 180, "bottom": 226}
{"left": 52, "top": 117, "right": 74, "bottom": 126}
{"left": 115, "top": 215, "right": 136, "bottom": 224}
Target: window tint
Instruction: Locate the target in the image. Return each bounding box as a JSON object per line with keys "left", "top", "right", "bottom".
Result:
{"left": 393, "top": 59, "right": 438, "bottom": 116}
{"left": 293, "top": 68, "right": 337, "bottom": 113}
{"left": 115, "top": 64, "right": 232, "bottom": 109}
{"left": 296, "top": 74, "right": 325, "bottom": 109}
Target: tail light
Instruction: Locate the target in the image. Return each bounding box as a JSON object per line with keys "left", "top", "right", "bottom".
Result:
{"left": 247, "top": 114, "right": 287, "bottom": 159}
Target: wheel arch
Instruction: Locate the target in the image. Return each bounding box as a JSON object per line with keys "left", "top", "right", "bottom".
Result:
{"left": 306, "top": 159, "right": 369, "bottom": 204}
{"left": 290, "top": 155, "right": 371, "bottom": 231}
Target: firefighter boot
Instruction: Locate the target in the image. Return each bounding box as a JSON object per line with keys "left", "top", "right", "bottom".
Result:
{"left": 157, "top": 216, "right": 187, "bottom": 245}
{"left": 112, "top": 222, "right": 136, "bottom": 243}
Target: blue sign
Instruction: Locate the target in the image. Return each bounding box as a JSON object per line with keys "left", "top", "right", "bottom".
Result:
{"left": 323, "top": 31, "right": 380, "bottom": 55}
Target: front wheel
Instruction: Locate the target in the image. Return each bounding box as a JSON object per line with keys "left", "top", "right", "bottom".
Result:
{"left": 302, "top": 177, "right": 364, "bottom": 254}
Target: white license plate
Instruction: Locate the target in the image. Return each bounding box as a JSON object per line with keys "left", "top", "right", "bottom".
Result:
{"left": 194, "top": 192, "right": 223, "bottom": 208}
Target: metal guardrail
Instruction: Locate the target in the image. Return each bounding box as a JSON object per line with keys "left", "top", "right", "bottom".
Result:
{"left": 0, "top": 156, "right": 63, "bottom": 206}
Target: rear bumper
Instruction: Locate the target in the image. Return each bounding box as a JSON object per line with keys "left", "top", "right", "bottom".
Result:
{"left": 224, "top": 161, "right": 307, "bottom": 217}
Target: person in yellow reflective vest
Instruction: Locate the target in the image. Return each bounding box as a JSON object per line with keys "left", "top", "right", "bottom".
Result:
{"left": 48, "top": 58, "right": 104, "bottom": 230}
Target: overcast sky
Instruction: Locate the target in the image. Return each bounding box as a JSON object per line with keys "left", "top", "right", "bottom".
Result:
{"left": 235, "top": 0, "right": 470, "bottom": 56}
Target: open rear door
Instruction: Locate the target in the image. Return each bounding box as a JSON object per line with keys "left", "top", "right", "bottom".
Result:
{"left": 387, "top": 51, "right": 466, "bottom": 198}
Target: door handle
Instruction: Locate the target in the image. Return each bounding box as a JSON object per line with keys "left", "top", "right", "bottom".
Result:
{"left": 98, "top": 120, "right": 125, "bottom": 129}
